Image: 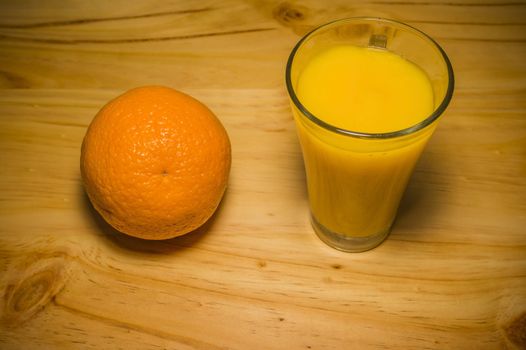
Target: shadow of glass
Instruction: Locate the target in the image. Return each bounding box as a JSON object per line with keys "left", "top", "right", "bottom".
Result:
{"left": 393, "top": 147, "right": 447, "bottom": 235}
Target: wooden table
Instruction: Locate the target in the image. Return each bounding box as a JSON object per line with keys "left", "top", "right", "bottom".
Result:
{"left": 1, "top": 1, "right": 525, "bottom": 349}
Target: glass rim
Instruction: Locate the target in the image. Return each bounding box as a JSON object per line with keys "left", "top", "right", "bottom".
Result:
{"left": 285, "top": 17, "right": 455, "bottom": 140}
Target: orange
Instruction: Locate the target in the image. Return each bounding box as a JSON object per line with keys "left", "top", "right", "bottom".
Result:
{"left": 80, "top": 86, "right": 231, "bottom": 240}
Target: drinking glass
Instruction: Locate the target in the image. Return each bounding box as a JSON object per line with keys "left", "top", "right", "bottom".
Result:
{"left": 286, "top": 18, "right": 454, "bottom": 252}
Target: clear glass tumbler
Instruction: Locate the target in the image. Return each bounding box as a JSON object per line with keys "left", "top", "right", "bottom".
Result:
{"left": 286, "top": 18, "right": 454, "bottom": 252}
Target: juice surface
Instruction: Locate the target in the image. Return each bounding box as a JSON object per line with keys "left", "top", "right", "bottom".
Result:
{"left": 297, "top": 45, "right": 434, "bottom": 133}
{"left": 293, "top": 45, "right": 436, "bottom": 239}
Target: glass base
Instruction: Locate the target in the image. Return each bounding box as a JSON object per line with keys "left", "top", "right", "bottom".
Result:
{"left": 311, "top": 215, "right": 391, "bottom": 253}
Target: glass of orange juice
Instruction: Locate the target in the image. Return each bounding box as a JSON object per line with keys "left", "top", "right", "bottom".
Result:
{"left": 286, "top": 18, "right": 454, "bottom": 252}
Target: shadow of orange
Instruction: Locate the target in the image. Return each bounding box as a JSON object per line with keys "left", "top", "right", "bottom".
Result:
{"left": 78, "top": 182, "right": 227, "bottom": 254}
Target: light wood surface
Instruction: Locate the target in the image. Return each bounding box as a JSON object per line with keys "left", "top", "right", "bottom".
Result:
{"left": 1, "top": 1, "right": 525, "bottom": 349}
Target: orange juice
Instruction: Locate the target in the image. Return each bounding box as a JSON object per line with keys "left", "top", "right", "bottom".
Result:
{"left": 292, "top": 45, "right": 435, "bottom": 242}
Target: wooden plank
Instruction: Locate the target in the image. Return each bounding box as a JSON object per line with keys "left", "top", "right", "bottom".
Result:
{"left": 0, "top": 1, "right": 525, "bottom": 89}
{"left": 0, "top": 88, "right": 525, "bottom": 349}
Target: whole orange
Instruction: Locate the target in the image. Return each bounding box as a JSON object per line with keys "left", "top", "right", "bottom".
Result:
{"left": 80, "top": 86, "right": 231, "bottom": 240}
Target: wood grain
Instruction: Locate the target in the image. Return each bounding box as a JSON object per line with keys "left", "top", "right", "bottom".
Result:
{"left": 1, "top": 1, "right": 526, "bottom": 349}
